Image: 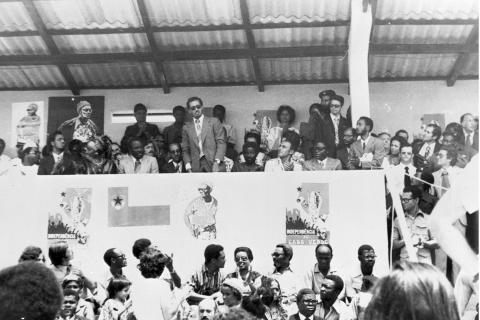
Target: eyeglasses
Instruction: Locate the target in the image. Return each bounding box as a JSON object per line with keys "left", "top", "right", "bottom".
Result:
{"left": 400, "top": 197, "right": 413, "bottom": 203}
{"left": 401, "top": 152, "right": 412, "bottom": 155}
{"left": 330, "top": 104, "right": 342, "bottom": 108}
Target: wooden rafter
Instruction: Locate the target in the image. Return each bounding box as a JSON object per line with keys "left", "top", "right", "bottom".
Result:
{"left": 239, "top": 0, "right": 263, "bottom": 92}
{"left": 446, "top": 23, "right": 479, "bottom": 87}
{"left": 20, "top": 0, "right": 80, "bottom": 95}
{"left": 136, "top": 0, "right": 169, "bottom": 94}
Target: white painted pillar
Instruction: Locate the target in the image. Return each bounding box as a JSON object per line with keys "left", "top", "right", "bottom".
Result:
{"left": 348, "top": 0, "right": 373, "bottom": 124}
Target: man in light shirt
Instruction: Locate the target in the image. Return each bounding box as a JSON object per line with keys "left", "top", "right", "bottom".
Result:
{"left": 117, "top": 137, "right": 159, "bottom": 174}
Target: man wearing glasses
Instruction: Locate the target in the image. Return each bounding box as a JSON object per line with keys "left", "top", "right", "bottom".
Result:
{"left": 390, "top": 144, "right": 417, "bottom": 190}
{"left": 318, "top": 95, "right": 349, "bottom": 159}
{"left": 182, "top": 97, "right": 226, "bottom": 172}
{"left": 288, "top": 288, "right": 318, "bottom": 320}
{"left": 392, "top": 186, "right": 439, "bottom": 264}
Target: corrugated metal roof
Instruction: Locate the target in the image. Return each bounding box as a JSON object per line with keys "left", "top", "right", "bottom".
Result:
{"left": 260, "top": 57, "right": 348, "bottom": 81}
{"left": 144, "top": 0, "right": 242, "bottom": 26}
{"left": 68, "top": 62, "right": 160, "bottom": 86}
{"left": 0, "top": 36, "right": 49, "bottom": 55}
{"left": 375, "top": 0, "right": 479, "bottom": 20}
{"left": 247, "top": 0, "right": 350, "bottom": 23}
{"left": 254, "top": 26, "right": 348, "bottom": 48}
{"left": 53, "top": 33, "right": 149, "bottom": 54}
{"left": 0, "top": 65, "right": 66, "bottom": 88}
{"left": 0, "top": 1, "right": 36, "bottom": 32}
{"left": 34, "top": 0, "right": 142, "bottom": 30}
{"left": 154, "top": 30, "right": 247, "bottom": 51}
{"left": 164, "top": 59, "right": 254, "bottom": 83}
{"left": 369, "top": 54, "right": 459, "bottom": 78}
{"left": 372, "top": 24, "right": 474, "bottom": 44}
{"left": 460, "top": 54, "right": 479, "bottom": 76}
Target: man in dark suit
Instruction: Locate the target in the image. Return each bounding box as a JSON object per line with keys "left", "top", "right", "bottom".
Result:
{"left": 318, "top": 89, "right": 336, "bottom": 118}
{"left": 38, "top": 131, "right": 74, "bottom": 175}
{"left": 336, "top": 127, "right": 360, "bottom": 170}
{"left": 161, "top": 143, "right": 186, "bottom": 173}
{"left": 182, "top": 97, "right": 226, "bottom": 172}
{"left": 123, "top": 103, "right": 161, "bottom": 141}
{"left": 351, "top": 117, "right": 386, "bottom": 169}
{"left": 459, "top": 113, "right": 479, "bottom": 151}
{"left": 318, "top": 95, "right": 349, "bottom": 158}
{"left": 163, "top": 105, "right": 186, "bottom": 146}
{"left": 412, "top": 123, "right": 442, "bottom": 173}
{"left": 288, "top": 288, "right": 318, "bottom": 320}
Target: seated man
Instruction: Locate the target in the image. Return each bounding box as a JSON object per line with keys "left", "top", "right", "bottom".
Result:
{"left": 189, "top": 244, "right": 227, "bottom": 303}
{"left": 162, "top": 143, "right": 187, "bottom": 173}
{"left": 118, "top": 137, "right": 159, "bottom": 174}
{"left": 303, "top": 141, "right": 342, "bottom": 171}
{"left": 0, "top": 262, "right": 63, "bottom": 320}
{"left": 345, "top": 245, "right": 378, "bottom": 302}
{"left": 351, "top": 117, "right": 386, "bottom": 169}
{"left": 317, "top": 275, "right": 353, "bottom": 319}
{"left": 232, "top": 142, "right": 263, "bottom": 172}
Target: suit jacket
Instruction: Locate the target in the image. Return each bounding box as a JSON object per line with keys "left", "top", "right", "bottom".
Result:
{"left": 351, "top": 136, "right": 386, "bottom": 168}
{"left": 303, "top": 158, "right": 342, "bottom": 171}
{"left": 37, "top": 153, "right": 75, "bottom": 175}
{"left": 118, "top": 155, "right": 159, "bottom": 174}
{"left": 181, "top": 116, "right": 226, "bottom": 172}
{"left": 288, "top": 313, "right": 321, "bottom": 320}
{"left": 336, "top": 146, "right": 359, "bottom": 170}
{"left": 318, "top": 114, "right": 349, "bottom": 158}
{"left": 458, "top": 130, "right": 479, "bottom": 151}
{"left": 123, "top": 122, "right": 161, "bottom": 140}
{"left": 412, "top": 141, "right": 441, "bottom": 172}
{"left": 161, "top": 160, "right": 187, "bottom": 173}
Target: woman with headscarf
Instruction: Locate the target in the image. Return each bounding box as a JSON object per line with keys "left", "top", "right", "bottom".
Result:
{"left": 58, "top": 100, "right": 100, "bottom": 143}
{"left": 17, "top": 103, "right": 41, "bottom": 145}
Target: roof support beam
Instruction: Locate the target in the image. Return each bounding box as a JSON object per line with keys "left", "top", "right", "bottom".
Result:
{"left": 136, "top": 0, "right": 169, "bottom": 94}
{"left": 21, "top": 0, "right": 80, "bottom": 95}
{"left": 239, "top": 0, "right": 263, "bottom": 92}
{"left": 446, "top": 23, "right": 479, "bottom": 87}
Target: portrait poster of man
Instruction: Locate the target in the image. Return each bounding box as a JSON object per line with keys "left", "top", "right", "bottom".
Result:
{"left": 184, "top": 182, "right": 218, "bottom": 240}
{"left": 47, "top": 96, "right": 104, "bottom": 144}
{"left": 10, "top": 101, "right": 45, "bottom": 148}
{"left": 252, "top": 110, "right": 278, "bottom": 152}
{"left": 286, "top": 183, "right": 330, "bottom": 246}
{"left": 47, "top": 188, "right": 92, "bottom": 247}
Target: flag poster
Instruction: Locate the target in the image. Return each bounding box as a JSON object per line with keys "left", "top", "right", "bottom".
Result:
{"left": 286, "top": 183, "right": 330, "bottom": 246}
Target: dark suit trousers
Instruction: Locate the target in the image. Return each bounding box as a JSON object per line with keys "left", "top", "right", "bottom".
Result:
{"left": 198, "top": 157, "right": 212, "bottom": 172}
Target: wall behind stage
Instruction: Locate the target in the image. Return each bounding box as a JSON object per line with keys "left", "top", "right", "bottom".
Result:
{"left": 0, "top": 80, "right": 477, "bottom": 156}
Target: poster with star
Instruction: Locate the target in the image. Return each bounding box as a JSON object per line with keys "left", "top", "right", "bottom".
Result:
{"left": 47, "top": 188, "right": 92, "bottom": 246}
{"left": 286, "top": 183, "right": 330, "bottom": 246}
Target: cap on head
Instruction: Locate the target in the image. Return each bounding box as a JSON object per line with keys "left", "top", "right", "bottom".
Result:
{"left": 76, "top": 100, "right": 91, "bottom": 114}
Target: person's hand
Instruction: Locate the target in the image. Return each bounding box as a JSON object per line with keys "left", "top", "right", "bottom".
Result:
{"left": 69, "top": 266, "right": 83, "bottom": 278}
{"left": 165, "top": 253, "right": 174, "bottom": 271}
{"left": 212, "top": 162, "right": 220, "bottom": 172}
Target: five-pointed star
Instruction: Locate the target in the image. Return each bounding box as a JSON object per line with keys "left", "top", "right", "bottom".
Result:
{"left": 60, "top": 192, "right": 66, "bottom": 197}
{"left": 297, "top": 187, "right": 302, "bottom": 192}
{"left": 113, "top": 196, "right": 123, "bottom": 206}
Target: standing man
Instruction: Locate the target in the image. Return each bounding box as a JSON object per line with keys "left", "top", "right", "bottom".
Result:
{"left": 346, "top": 245, "right": 378, "bottom": 301}
{"left": 184, "top": 183, "right": 218, "bottom": 240}
{"left": 392, "top": 186, "right": 439, "bottom": 264}
{"left": 117, "top": 137, "right": 159, "bottom": 174}
{"left": 460, "top": 113, "right": 479, "bottom": 151}
{"left": 303, "top": 141, "right": 341, "bottom": 171}
{"left": 336, "top": 128, "right": 359, "bottom": 170}
{"left": 163, "top": 106, "right": 187, "bottom": 146}
{"left": 318, "top": 95, "right": 349, "bottom": 158}
{"left": 38, "top": 131, "right": 74, "bottom": 175}
{"left": 189, "top": 244, "right": 226, "bottom": 301}
{"left": 318, "top": 89, "right": 336, "bottom": 118}
{"left": 182, "top": 97, "right": 226, "bottom": 172}
{"left": 412, "top": 123, "right": 442, "bottom": 173}
{"left": 351, "top": 117, "right": 386, "bottom": 168}
{"left": 58, "top": 100, "right": 100, "bottom": 144}
{"left": 123, "top": 103, "right": 161, "bottom": 141}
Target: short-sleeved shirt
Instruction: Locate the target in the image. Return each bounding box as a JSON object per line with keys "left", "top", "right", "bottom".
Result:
{"left": 393, "top": 211, "right": 435, "bottom": 263}
{"left": 190, "top": 264, "right": 226, "bottom": 296}
{"left": 303, "top": 264, "right": 345, "bottom": 300}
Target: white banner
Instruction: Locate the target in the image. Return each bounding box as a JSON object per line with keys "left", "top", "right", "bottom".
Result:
{"left": 0, "top": 171, "right": 389, "bottom": 283}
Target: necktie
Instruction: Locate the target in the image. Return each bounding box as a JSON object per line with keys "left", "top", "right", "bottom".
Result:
{"left": 441, "top": 170, "right": 450, "bottom": 196}
{"left": 195, "top": 119, "right": 201, "bottom": 137}
{"left": 362, "top": 141, "right": 366, "bottom": 151}
{"left": 319, "top": 160, "right": 324, "bottom": 169}
{"left": 424, "top": 146, "right": 431, "bottom": 158}
{"left": 404, "top": 166, "right": 411, "bottom": 187}
{"left": 134, "top": 159, "right": 141, "bottom": 173}
{"left": 467, "top": 134, "right": 473, "bottom": 147}
{"left": 334, "top": 117, "right": 340, "bottom": 145}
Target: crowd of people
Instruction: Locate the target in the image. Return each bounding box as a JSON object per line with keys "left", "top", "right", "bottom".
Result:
{"left": 0, "top": 239, "right": 466, "bottom": 320}
{"left": 0, "top": 89, "right": 478, "bottom": 320}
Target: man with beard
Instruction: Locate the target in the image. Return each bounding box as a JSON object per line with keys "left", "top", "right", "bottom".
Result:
{"left": 345, "top": 245, "right": 378, "bottom": 302}
{"left": 288, "top": 288, "right": 319, "bottom": 320}
{"left": 336, "top": 127, "right": 359, "bottom": 170}
{"left": 318, "top": 275, "right": 352, "bottom": 319}
{"left": 303, "top": 141, "right": 341, "bottom": 171}
{"left": 351, "top": 117, "right": 386, "bottom": 169}
{"left": 198, "top": 298, "right": 217, "bottom": 320}
{"left": 303, "top": 244, "right": 345, "bottom": 305}
{"left": 117, "top": 137, "right": 159, "bottom": 174}
{"left": 58, "top": 100, "right": 100, "bottom": 144}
